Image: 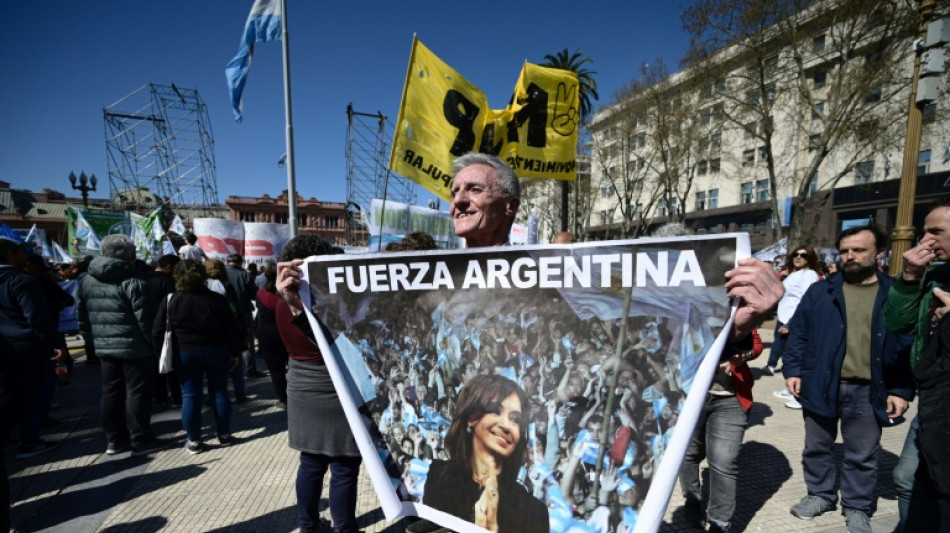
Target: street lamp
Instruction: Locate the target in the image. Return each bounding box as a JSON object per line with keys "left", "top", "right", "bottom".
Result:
{"left": 68, "top": 171, "right": 97, "bottom": 207}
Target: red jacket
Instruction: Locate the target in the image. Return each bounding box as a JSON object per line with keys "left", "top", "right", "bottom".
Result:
{"left": 729, "top": 328, "right": 763, "bottom": 411}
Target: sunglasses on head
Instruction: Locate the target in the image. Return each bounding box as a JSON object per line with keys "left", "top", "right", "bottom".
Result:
{"left": 792, "top": 252, "right": 808, "bottom": 258}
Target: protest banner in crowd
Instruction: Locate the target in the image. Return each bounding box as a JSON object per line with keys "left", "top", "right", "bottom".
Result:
{"left": 390, "top": 37, "right": 580, "bottom": 202}
{"left": 192, "top": 218, "right": 293, "bottom": 265}
{"left": 299, "top": 234, "right": 749, "bottom": 533}
{"left": 367, "top": 199, "right": 462, "bottom": 251}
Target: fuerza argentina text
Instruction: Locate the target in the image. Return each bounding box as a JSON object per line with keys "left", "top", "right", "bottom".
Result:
{"left": 324, "top": 251, "right": 706, "bottom": 294}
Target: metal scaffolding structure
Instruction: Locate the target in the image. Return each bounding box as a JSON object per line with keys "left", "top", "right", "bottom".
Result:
{"left": 345, "top": 104, "right": 417, "bottom": 244}
{"left": 103, "top": 83, "right": 220, "bottom": 221}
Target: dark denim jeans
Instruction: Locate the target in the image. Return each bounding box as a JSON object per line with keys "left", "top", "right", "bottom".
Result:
{"left": 177, "top": 345, "right": 231, "bottom": 443}
{"left": 802, "top": 382, "right": 880, "bottom": 513}
{"left": 766, "top": 321, "right": 787, "bottom": 368}
{"left": 679, "top": 393, "right": 749, "bottom": 532}
{"left": 100, "top": 357, "right": 155, "bottom": 447}
{"left": 230, "top": 356, "right": 246, "bottom": 398}
{"left": 297, "top": 452, "right": 362, "bottom": 533}
{"left": 894, "top": 415, "right": 941, "bottom": 531}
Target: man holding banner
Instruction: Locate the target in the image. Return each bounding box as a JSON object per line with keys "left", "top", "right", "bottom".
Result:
{"left": 280, "top": 151, "right": 784, "bottom": 533}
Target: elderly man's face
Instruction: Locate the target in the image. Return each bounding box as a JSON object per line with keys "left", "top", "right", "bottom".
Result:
{"left": 450, "top": 164, "right": 517, "bottom": 247}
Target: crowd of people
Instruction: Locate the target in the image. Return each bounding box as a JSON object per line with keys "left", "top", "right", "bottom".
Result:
{"left": 4, "top": 151, "right": 949, "bottom": 533}
{"left": 350, "top": 282, "right": 699, "bottom": 530}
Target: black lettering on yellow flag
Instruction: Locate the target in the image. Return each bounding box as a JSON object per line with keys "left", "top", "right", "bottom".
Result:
{"left": 390, "top": 38, "right": 579, "bottom": 202}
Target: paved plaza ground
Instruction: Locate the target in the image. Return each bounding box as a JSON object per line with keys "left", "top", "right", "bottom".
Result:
{"left": 8, "top": 321, "right": 908, "bottom": 532}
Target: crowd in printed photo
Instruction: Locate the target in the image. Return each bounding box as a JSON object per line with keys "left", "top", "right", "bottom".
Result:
{"left": 313, "top": 275, "right": 729, "bottom": 533}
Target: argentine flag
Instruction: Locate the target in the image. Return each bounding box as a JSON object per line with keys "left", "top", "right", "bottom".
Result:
{"left": 71, "top": 206, "right": 101, "bottom": 251}
{"left": 169, "top": 214, "right": 186, "bottom": 236}
{"left": 225, "top": 0, "right": 282, "bottom": 122}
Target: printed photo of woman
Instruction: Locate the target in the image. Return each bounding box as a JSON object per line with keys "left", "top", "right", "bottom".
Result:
{"left": 422, "top": 374, "right": 547, "bottom": 533}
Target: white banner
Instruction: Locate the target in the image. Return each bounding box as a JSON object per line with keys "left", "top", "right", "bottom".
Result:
{"left": 300, "top": 234, "right": 751, "bottom": 533}
{"left": 192, "top": 218, "right": 292, "bottom": 265}
{"left": 368, "top": 199, "right": 462, "bottom": 250}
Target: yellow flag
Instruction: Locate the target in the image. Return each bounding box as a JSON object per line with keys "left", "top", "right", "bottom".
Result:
{"left": 390, "top": 39, "right": 580, "bottom": 202}
{"left": 495, "top": 62, "right": 580, "bottom": 182}
{"left": 390, "top": 37, "right": 488, "bottom": 201}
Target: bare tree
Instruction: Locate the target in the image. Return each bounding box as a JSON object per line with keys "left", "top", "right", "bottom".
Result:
{"left": 589, "top": 59, "right": 711, "bottom": 239}
{"left": 682, "top": 0, "right": 918, "bottom": 245}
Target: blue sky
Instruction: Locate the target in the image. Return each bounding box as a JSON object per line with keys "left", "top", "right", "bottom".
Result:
{"left": 1, "top": 1, "right": 689, "bottom": 208}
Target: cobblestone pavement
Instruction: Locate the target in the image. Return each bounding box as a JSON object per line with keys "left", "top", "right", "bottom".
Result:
{"left": 10, "top": 323, "right": 908, "bottom": 532}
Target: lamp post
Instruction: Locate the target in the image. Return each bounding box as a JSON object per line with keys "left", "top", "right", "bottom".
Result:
{"left": 68, "top": 171, "right": 97, "bottom": 208}
{"left": 890, "top": 0, "right": 939, "bottom": 276}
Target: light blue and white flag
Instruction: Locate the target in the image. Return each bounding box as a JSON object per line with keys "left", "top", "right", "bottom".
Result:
{"left": 162, "top": 238, "right": 176, "bottom": 256}
{"left": 169, "top": 214, "right": 186, "bottom": 236}
{"left": 23, "top": 224, "right": 37, "bottom": 245}
{"left": 71, "top": 206, "right": 101, "bottom": 251}
{"left": 225, "top": 0, "right": 282, "bottom": 122}
{"left": 51, "top": 241, "right": 73, "bottom": 264}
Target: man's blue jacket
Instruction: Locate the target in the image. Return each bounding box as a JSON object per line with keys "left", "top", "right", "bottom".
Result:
{"left": 782, "top": 271, "right": 914, "bottom": 425}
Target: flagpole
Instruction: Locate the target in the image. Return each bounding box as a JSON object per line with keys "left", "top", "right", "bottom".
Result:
{"left": 281, "top": 0, "right": 299, "bottom": 237}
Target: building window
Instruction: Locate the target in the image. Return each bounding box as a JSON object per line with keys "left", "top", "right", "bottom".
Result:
{"left": 808, "top": 134, "right": 821, "bottom": 151}
{"left": 764, "top": 83, "right": 776, "bottom": 102}
{"left": 919, "top": 149, "right": 932, "bottom": 176}
{"left": 759, "top": 146, "right": 770, "bottom": 162}
{"left": 299, "top": 214, "right": 308, "bottom": 227}
{"left": 923, "top": 102, "right": 937, "bottom": 125}
{"left": 812, "top": 102, "right": 824, "bottom": 121}
{"left": 740, "top": 223, "right": 754, "bottom": 234}
{"left": 696, "top": 191, "right": 706, "bottom": 211}
{"left": 741, "top": 182, "right": 753, "bottom": 204}
{"left": 239, "top": 211, "right": 256, "bottom": 222}
{"left": 277, "top": 212, "right": 288, "bottom": 224}
{"left": 709, "top": 158, "right": 721, "bottom": 173}
{"left": 658, "top": 199, "right": 675, "bottom": 217}
{"left": 855, "top": 160, "right": 875, "bottom": 184}
{"left": 747, "top": 92, "right": 760, "bottom": 107}
{"left": 599, "top": 210, "right": 610, "bottom": 225}
{"left": 756, "top": 179, "right": 770, "bottom": 202}
{"left": 701, "top": 108, "right": 712, "bottom": 125}
{"left": 631, "top": 203, "right": 643, "bottom": 220}
{"left": 697, "top": 160, "right": 708, "bottom": 175}
{"left": 713, "top": 104, "right": 724, "bottom": 122}
{"left": 743, "top": 121, "right": 756, "bottom": 139}
{"left": 813, "top": 34, "right": 826, "bottom": 52}
{"left": 710, "top": 132, "right": 722, "bottom": 151}
{"left": 708, "top": 188, "right": 719, "bottom": 209}
{"left": 809, "top": 171, "right": 819, "bottom": 196}
{"left": 866, "top": 86, "right": 882, "bottom": 104}
{"left": 601, "top": 184, "right": 616, "bottom": 198}
{"left": 754, "top": 221, "right": 768, "bottom": 235}
{"left": 742, "top": 149, "right": 755, "bottom": 166}
{"left": 637, "top": 157, "right": 646, "bottom": 171}
{"left": 813, "top": 71, "right": 827, "bottom": 89}
{"left": 715, "top": 79, "right": 726, "bottom": 93}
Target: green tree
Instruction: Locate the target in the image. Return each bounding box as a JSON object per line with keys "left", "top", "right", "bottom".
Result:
{"left": 537, "top": 48, "right": 601, "bottom": 235}
{"left": 541, "top": 48, "right": 601, "bottom": 123}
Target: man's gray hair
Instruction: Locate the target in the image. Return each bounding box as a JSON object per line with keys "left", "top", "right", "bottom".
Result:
{"left": 652, "top": 222, "right": 693, "bottom": 238}
{"left": 100, "top": 234, "right": 136, "bottom": 262}
{"left": 452, "top": 153, "right": 521, "bottom": 199}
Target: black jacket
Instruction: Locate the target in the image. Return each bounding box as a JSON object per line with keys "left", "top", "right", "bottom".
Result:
{"left": 78, "top": 257, "right": 154, "bottom": 359}
{"left": 152, "top": 288, "right": 242, "bottom": 356}
{"left": 422, "top": 459, "right": 547, "bottom": 533}
{"left": 0, "top": 265, "right": 57, "bottom": 353}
